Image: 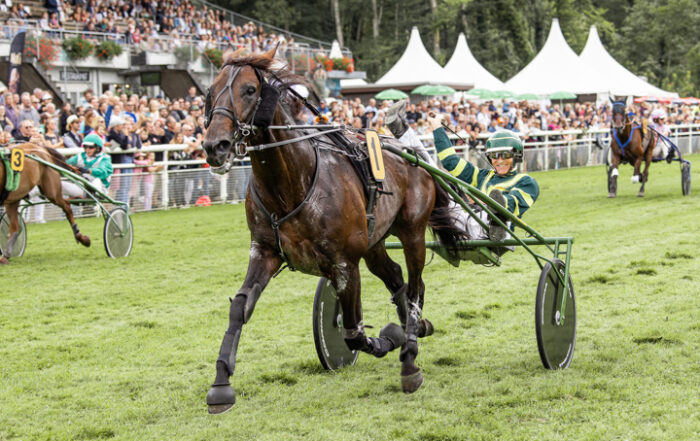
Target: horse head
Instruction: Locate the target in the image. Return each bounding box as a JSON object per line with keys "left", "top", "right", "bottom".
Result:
{"left": 610, "top": 99, "right": 628, "bottom": 130}
{"left": 202, "top": 45, "right": 293, "bottom": 174}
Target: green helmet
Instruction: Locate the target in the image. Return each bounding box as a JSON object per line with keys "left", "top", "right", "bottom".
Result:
{"left": 485, "top": 130, "right": 523, "bottom": 164}
{"left": 82, "top": 133, "right": 104, "bottom": 151}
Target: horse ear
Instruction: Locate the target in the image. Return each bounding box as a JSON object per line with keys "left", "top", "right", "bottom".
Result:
{"left": 222, "top": 47, "right": 246, "bottom": 65}
{"left": 261, "top": 42, "right": 280, "bottom": 60}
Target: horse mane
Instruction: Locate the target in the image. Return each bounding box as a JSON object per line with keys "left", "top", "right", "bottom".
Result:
{"left": 44, "top": 146, "right": 80, "bottom": 174}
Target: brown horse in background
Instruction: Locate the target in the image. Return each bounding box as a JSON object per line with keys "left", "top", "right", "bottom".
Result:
{"left": 201, "top": 47, "right": 466, "bottom": 413}
{"left": 0, "top": 143, "right": 90, "bottom": 264}
{"left": 608, "top": 100, "right": 656, "bottom": 197}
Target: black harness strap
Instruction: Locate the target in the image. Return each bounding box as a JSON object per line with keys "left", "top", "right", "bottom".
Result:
{"left": 248, "top": 143, "right": 321, "bottom": 271}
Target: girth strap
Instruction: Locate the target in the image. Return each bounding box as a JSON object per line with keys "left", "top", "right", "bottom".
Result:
{"left": 248, "top": 144, "right": 321, "bottom": 270}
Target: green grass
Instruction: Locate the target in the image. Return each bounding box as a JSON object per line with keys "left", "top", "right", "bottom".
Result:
{"left": 1, "top": 157, "right": 699, "bottom": 441}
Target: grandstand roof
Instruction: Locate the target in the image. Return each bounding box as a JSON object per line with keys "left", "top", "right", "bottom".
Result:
{"left": 443, "top": 33, "right": 504, "bottom": 90}
{"left": 505, "top": 19, "right": 606, "bottom": 95}
{"left": 376, "top": 27, "right": 471, "bottom": 88}
{"left": 579, "top": 25, "right": 677, "bottom": 98}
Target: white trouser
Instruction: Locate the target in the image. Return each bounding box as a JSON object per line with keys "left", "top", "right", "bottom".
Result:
{"left": 62, "top": 176, "right": 106, "bottom": 198}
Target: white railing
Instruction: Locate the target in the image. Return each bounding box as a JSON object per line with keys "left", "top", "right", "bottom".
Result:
{"left": 14, "top": 123, "right": 700, "bottom": 223}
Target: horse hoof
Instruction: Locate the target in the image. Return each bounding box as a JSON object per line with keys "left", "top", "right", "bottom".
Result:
{"left": 206, "top": 383, "right": 236, "bottom": 414}
{"left": 380, "top": 322, "right": 406, "bottom": 349}
{"left": 401, "top": 370, "right": 424, "bottom": 394}
{"left": 208, "top": 403, "right": 234, "bottom": 415}
{"left": 77, "top": 234, "right": 91, "bottom": 247}
{"left": 0, "top": 256, "right": 8, "bottom": 265}
{"left": 607, "top": 193, "right": 616, "bottom": 198}
{"left": 418, "top": 319, "right": 434, "bottom": 338}
{"left": 637, "top": 192, "right": 644, "bottom": 197}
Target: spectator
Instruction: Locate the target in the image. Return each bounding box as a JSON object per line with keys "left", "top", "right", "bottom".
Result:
{"left": 63, "top": 115, "right": 83, "bottom": 148}
{"left": 106, "top": 116, "right": 133, "bottom": 203}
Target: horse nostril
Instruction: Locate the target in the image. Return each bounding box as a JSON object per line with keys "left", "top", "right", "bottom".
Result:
{"left": 215, "top": 140, "right": 231, "bottom": 158}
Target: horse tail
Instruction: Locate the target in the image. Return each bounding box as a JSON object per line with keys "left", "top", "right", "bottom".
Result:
{"left": 44, "top": 146, "right": 80, "bottom": 174}
{"left": 428, "top": 179, "right": 467, "bottom": 257}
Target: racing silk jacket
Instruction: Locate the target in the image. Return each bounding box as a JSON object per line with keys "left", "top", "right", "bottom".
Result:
{"left": 67, "top": 151, "right": 113, "bottom": 188}
{"left": 432, "top": 127, "right": 539, "bottom": 218}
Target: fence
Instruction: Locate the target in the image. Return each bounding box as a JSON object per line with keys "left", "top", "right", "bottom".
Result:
{"left": 14, "top": 123, "right": 700, "bottom": 224}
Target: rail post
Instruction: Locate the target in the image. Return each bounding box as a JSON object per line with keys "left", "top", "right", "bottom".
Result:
{"left": 161, "top": 148, "right": 170, "bottom": 209}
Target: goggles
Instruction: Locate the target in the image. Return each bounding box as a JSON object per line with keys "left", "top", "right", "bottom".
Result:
{"left": 487, "top": 151, "right": 515, "bottom": 160}
{"left": 83, "top": 143, "right": 98, "bottom": 149}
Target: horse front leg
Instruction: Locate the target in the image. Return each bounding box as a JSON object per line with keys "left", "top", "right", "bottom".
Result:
{"left": 337, "top": 261, "right": 405, "bottom": 360}
{"left": 206, "top": 241, "right": 282, "bottom": 414}
{"left": 608, "top": 154, "right": 620, "bottom": 198}
{"left": 0, "top": 202, "right": 20, "bottom": 264}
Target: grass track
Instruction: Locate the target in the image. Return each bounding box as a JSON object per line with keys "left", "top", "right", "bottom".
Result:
{"left": 1, "top": 157, "right": 699, "bottom": 441}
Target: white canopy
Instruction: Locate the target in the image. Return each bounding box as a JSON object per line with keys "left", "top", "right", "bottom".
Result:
{"left": 505, "top": 19, "right": 606, "bottom": 95}
{"left": 329, "top": 40, "right": 343, "bottom": 59}
{"left": 579, "top": 25, "right": 677, "bottom": 98}
{"left": 376, "top": 27, "right": 469, "bottom": 87}
{"left": 443, "top": 33, "right": 504, "bottom": 90}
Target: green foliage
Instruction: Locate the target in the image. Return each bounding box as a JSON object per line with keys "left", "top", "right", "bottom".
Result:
{"left": 94, "top": 40, "right": 124, "bottom": 61}
{"left": 208, "top": 0, "right": 700, "bottom": 94}
{"left": 1, "top": 155, "right": 699, "bottom": 440}
{"left": 62, "top": 36, "right": 94, "bottom": 61}
{"left": 174, "top": 45, "right": 201, "bottom": 65}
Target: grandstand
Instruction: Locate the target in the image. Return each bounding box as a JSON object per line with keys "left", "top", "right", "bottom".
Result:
{"left": 0, "top": 0, "right": 358, "bottom": 104}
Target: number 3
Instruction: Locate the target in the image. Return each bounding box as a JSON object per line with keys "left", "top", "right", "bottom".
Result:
{"left": 10, "top": 148, "right": 24, "bottom": 172}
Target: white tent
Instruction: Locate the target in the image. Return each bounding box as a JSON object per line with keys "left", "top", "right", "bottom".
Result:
{"left": 376, "top": 26, "right": 470, "bottom": 88}
{"left": 329, "top": 40, "right": 343, "bottom": 59}
{"left": 505, "top": 19, "right": 606, "bottom": 95}
{"left": 579, "top": 25, "right": 677, "bottom": 98}
{"left": 443, "top": 33, "right": 504, "bottom": 90}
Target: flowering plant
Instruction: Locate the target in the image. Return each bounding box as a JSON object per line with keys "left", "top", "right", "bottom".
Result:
{"left": 316, "top": 55, "right": 355, "bottom": 72}
{"left": 63, "top": 36, "right": 94, "bottom": 61}
{"left": 24, "top": 35, "right": 60, "bottom": 70}
{"left": 203, "top": 48, "right": 223, "bottom": 69}
{"left": 94, "top": 40, "right": 123, "bottom": 61}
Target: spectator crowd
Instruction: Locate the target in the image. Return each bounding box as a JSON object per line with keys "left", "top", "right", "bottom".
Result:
{"left": 3, "top": 0, "right": 294, "bottom": 57}
{"left": 1, "top": 81, "right": 699, "bottom": 218}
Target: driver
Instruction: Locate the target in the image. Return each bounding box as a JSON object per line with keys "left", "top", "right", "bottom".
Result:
{"left": 386, "top": 102, "right": 539, "bottom": 241}
{"left": 649, "top": 109, "right": 674, "bottom": 162}
{"left": 63, "top": 133, "right": 114, "bottom": 198}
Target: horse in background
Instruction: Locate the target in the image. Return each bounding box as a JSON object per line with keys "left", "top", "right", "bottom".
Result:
{"left": 201, "top": 47, "right": 466, "bottom": 413}
{"left": 0, "top": 143, "right": 90, "bottom": 264}
{"left": 608, "top": 100, "right": 656, "bottom": 197}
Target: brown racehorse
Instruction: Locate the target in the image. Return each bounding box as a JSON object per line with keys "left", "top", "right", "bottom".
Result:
{"left": 0, "top": 143, "right": 90, "bottom": 264}
{"left": 201, "top": 47, "right": 466, "bottom": 413}
{"left": 608, "top": 100, "right": 656, "bottom": 197}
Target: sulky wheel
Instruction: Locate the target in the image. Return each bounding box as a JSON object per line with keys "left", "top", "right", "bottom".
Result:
{"left": 0, "top": 211, "right": 27, "bottom": 257}
{"left": 681, "top": 162, "right": 691, "bottom": 196}
{"left": 535, "top": 258, "right": 576, "bottom": 370}
{"left": 312, "top": 278, "right": 359, "bottom": 370}
{"left": 103, "top": 207, "right": 133, "bottom": 257}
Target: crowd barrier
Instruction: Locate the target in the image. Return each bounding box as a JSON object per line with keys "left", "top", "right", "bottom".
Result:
{"left": 15, "top": 123, "right": 700, "bottom": 224}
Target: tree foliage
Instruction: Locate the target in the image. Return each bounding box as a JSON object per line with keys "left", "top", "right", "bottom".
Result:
{"left": 211, "top": 0, "right": 700, "bottom": 94}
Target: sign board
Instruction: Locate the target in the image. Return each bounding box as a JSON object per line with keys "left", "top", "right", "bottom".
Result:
{"left": 60, "top": 70, "right": 90, "bottom": 82}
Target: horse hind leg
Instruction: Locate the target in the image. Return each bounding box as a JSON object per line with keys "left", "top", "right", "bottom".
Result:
{"left": 638, "top": 157, "right": 652, "bottom": 197}
{"left": 41, "top": 180, "right": 90, "bottom": 247}
{"left": 336, "top": 261, "right": 404, "bottom": 360}
{"left": 363, "top": 243, "right": 432, "bottom": 337}
{"left": 207, "top": 244, "right": 282, "bottom": 414}
{"left": 0, "top": 202, "right": 21, "bottom": 264}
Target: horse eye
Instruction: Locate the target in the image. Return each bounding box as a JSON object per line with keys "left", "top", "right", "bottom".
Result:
{"left": 246, "top": 87, "right": 256, "bottom": 95}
